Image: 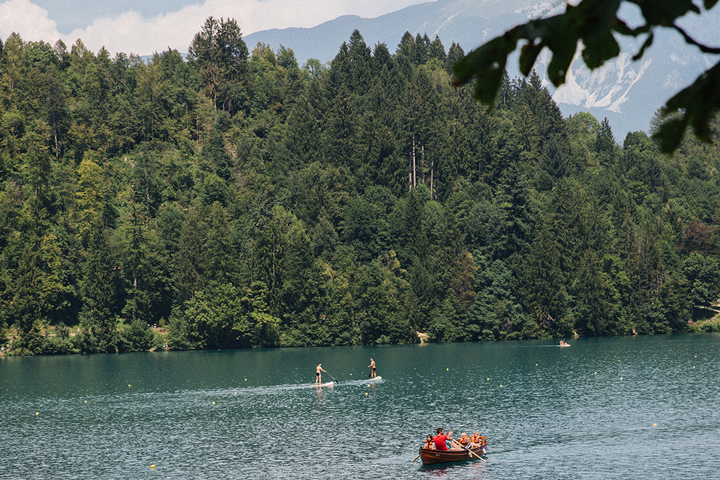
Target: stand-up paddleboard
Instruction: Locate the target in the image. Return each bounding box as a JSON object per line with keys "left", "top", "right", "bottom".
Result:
{"left": 316, "top": 381, "right": 334, "bottom": 387}
{"left": 368, "top": 376, "right": 382, "bottom": 382}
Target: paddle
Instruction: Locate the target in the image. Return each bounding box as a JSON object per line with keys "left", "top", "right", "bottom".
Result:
{"left": 325, "top": 371, "right": 339, "bottom": 383}
{"left": 451, "top": 440, "right": 486, "bottom": 462}
{"left": 462, "top": 442, "right": 487, "bottom": 463}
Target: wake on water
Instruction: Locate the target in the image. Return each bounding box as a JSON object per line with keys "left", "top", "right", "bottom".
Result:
{"left": 222, "top": 376, "right": 384, "bottom": 396}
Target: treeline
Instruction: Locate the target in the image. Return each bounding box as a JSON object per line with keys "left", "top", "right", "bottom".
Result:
{"left": 1, "top": 18, "right": 720, "bottom": 355}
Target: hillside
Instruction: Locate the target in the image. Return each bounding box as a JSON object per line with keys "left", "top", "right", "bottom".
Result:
{"left": 2, "top": 19, "right": 720, "bottom": 355}
{"left": 245, "top": 0, "right": 720, "bottom": 140}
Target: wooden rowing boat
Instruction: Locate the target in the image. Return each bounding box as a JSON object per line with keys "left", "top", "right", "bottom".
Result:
{"left": 419, "top": 439, "right": 487, "bottom": 466}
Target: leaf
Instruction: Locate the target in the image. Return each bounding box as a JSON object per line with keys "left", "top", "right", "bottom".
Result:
{"left": 565, "top": 0, "right": 622, "bottom": 38}
{"left": 519, "top": 41, "right": 543, "bottom": 77}
{"left": 614, "top": 20, "right": 652, "bottom": 38}
{"left": 452, "top": 0, "right": 717, "bottom": 153}
{"left": 546, "top": 37, "right": 578, "bottom": 87}
{"left": 582, "top": 30, "right": 620, "bottom": 69}
{"left": 473, "top": 62, "right": 508, "bottom": 109}
{"left": 453, "top": 35, "right": 516, "bottom": 107}
{"left": 453, "top": 35, "right": 516, "bottom": 83}
{"left": 654, "top": 61, "right": 720, "bottom": 153}
{"left": 639, "top": 0, "right": 700, "bottom": 25}
{"left": 654, "top": 117, "right": 689, "bottom": 154}
{"left": 632, "top": 32, "right": 654, "bottom": 61}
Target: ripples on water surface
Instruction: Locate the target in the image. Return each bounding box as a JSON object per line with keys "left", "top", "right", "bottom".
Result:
{"left": 2, "top": 334, "right": 719, "bottom": 479}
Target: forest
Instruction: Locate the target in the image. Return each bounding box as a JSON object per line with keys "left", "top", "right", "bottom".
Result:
{"left": 1, "top": 17, "right": 720, "bottom": 356}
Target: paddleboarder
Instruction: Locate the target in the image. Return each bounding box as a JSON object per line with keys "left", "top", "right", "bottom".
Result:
{"left": 368, "top": 358, "right": 376, "bottom": 379}
{"left": 316, "top": 363, "right": 326, "bottom": 385}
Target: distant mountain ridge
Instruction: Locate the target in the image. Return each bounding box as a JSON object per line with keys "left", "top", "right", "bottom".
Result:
{"left": 245, "top": 0, "right": 541, "bottom": 66}
{"left": 245, "top": 0, "right": 719, "bottom": 140}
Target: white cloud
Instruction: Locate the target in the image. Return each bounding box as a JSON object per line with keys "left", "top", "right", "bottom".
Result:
{"left": 0, "top": 0, "right": 59, "bottom": 42}
{"left": 0, "top": 0, "right": 434, "bottom": 56}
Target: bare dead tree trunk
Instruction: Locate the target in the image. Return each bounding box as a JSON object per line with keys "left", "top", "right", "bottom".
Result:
{"left": 412, "top": 135, "right": 416, "bottom": 188}
{"left": 430, "top": 159, "right": 434, "bottom": 199}
{"left": 408, "top": 138, "right": 413, "bottom": 190}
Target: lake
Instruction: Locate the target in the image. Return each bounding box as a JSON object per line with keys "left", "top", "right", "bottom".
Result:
{"left": 2, "top": 334, "right": 719, "bottom": 479}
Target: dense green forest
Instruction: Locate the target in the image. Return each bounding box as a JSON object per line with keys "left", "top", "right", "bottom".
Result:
{"left": 2, "top": 17, "right": 720, "bottom": 356}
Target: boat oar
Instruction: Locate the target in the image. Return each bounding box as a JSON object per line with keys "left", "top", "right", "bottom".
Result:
{"left": 464, "top": 444, "right": 486, "bottom": 462}
{"left": 453, "top": 440, "right": 486, "bottom": 462}
{"left": 413, "top": 453, "right": 420, "bottom": 462}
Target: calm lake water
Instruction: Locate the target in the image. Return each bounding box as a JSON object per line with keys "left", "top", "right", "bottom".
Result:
{"left": 2, "top": 334, "right": 719, "bottom": 479}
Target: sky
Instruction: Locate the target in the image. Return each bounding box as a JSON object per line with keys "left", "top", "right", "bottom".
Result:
{"left": 0, "top": 0, "right": 434, "bottom": 56}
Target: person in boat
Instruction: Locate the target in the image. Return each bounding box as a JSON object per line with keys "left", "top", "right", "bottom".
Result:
{"left": 446, "top": 431, "right": 463, "bottom": 450}
{"left": 368, "top": 358, "right": 377, "bottom": 379}
{"left": 424, "top": 434, "right": 435, "bottom": 450}
{"left": 315, "top": 363, "right": 327, "bottom": 385}
{"left": 432, "top": 428, "right": 448, "bottom": 451}
{"left": 470, "top": 432, "right": 482, "bottom": 445}
{"left": 459, "top": 433, "right": 470, "bottom": 445}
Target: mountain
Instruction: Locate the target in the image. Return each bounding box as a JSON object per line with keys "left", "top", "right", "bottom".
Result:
{"left": 245, "top": 0, "right": 720, "bottom": 142}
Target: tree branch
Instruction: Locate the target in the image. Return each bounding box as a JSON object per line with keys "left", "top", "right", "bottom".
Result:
{"left": 672, "top": 23, "right": 720, "bottom": 54}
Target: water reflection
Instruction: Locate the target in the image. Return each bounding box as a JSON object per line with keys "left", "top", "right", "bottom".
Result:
{"left": 315, "top": 383, "right": 329, "bottom": 406}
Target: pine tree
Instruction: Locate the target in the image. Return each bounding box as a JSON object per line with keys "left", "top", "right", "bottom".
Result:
{"left": 188, "top": 17, "right": 249, "bottom": 113}
{"left": 82, "top": 223, "right": 117, "bottom": 350}
{"left": 174, "top": 210, "right": 206, "bottom": 306}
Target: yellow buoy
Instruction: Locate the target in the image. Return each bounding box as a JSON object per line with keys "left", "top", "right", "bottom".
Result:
{"left": 234, "top": 392, "right": 237, "bottom": 395}
{"left": 244, "top": 379, "right": 247, "bottom": 381}
{"left": 620, "top": 377, "right": 623, "bottom": 380}
{"left": 212, "top": 401, "right": 216, "bottom": 405}
{"left": 535, "top": 364, "right": 538, "bottom": 366}
{"left": 84, "top": 400, "right": 87, "bottom": 403}
{"left": 486, "top": 378, "right": 489, "bottom": 381}
{"left": 500, "top": 385, "right": 503, "bottom": 387}
{"left": 365, "top": 392, "right": 368, "bottom": 395}
{"left": 151, "top": 465, "right": 155, "bottom": 469}
{"left": 350, "top": 373, "right": 352, "bottom": 376}
{"left": 128, "top": 384, "right": 131, "bottom": 387}
{"left": 653, "top": 423, "right": 657, "bottom": 427}
{"left": 446, "top": 368, "right": 449, "bottom": 371}
{"left": 36, "top": 412, "right": 39, "bottom": 416}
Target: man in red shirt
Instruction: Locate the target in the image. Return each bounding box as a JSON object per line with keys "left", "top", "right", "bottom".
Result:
{"left": 432, "top": 428, "right": 448, "bottom": 451}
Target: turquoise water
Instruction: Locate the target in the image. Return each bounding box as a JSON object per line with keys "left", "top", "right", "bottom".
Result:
{"left": 2, "top": 334, "right": 719, "bottom": 479}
